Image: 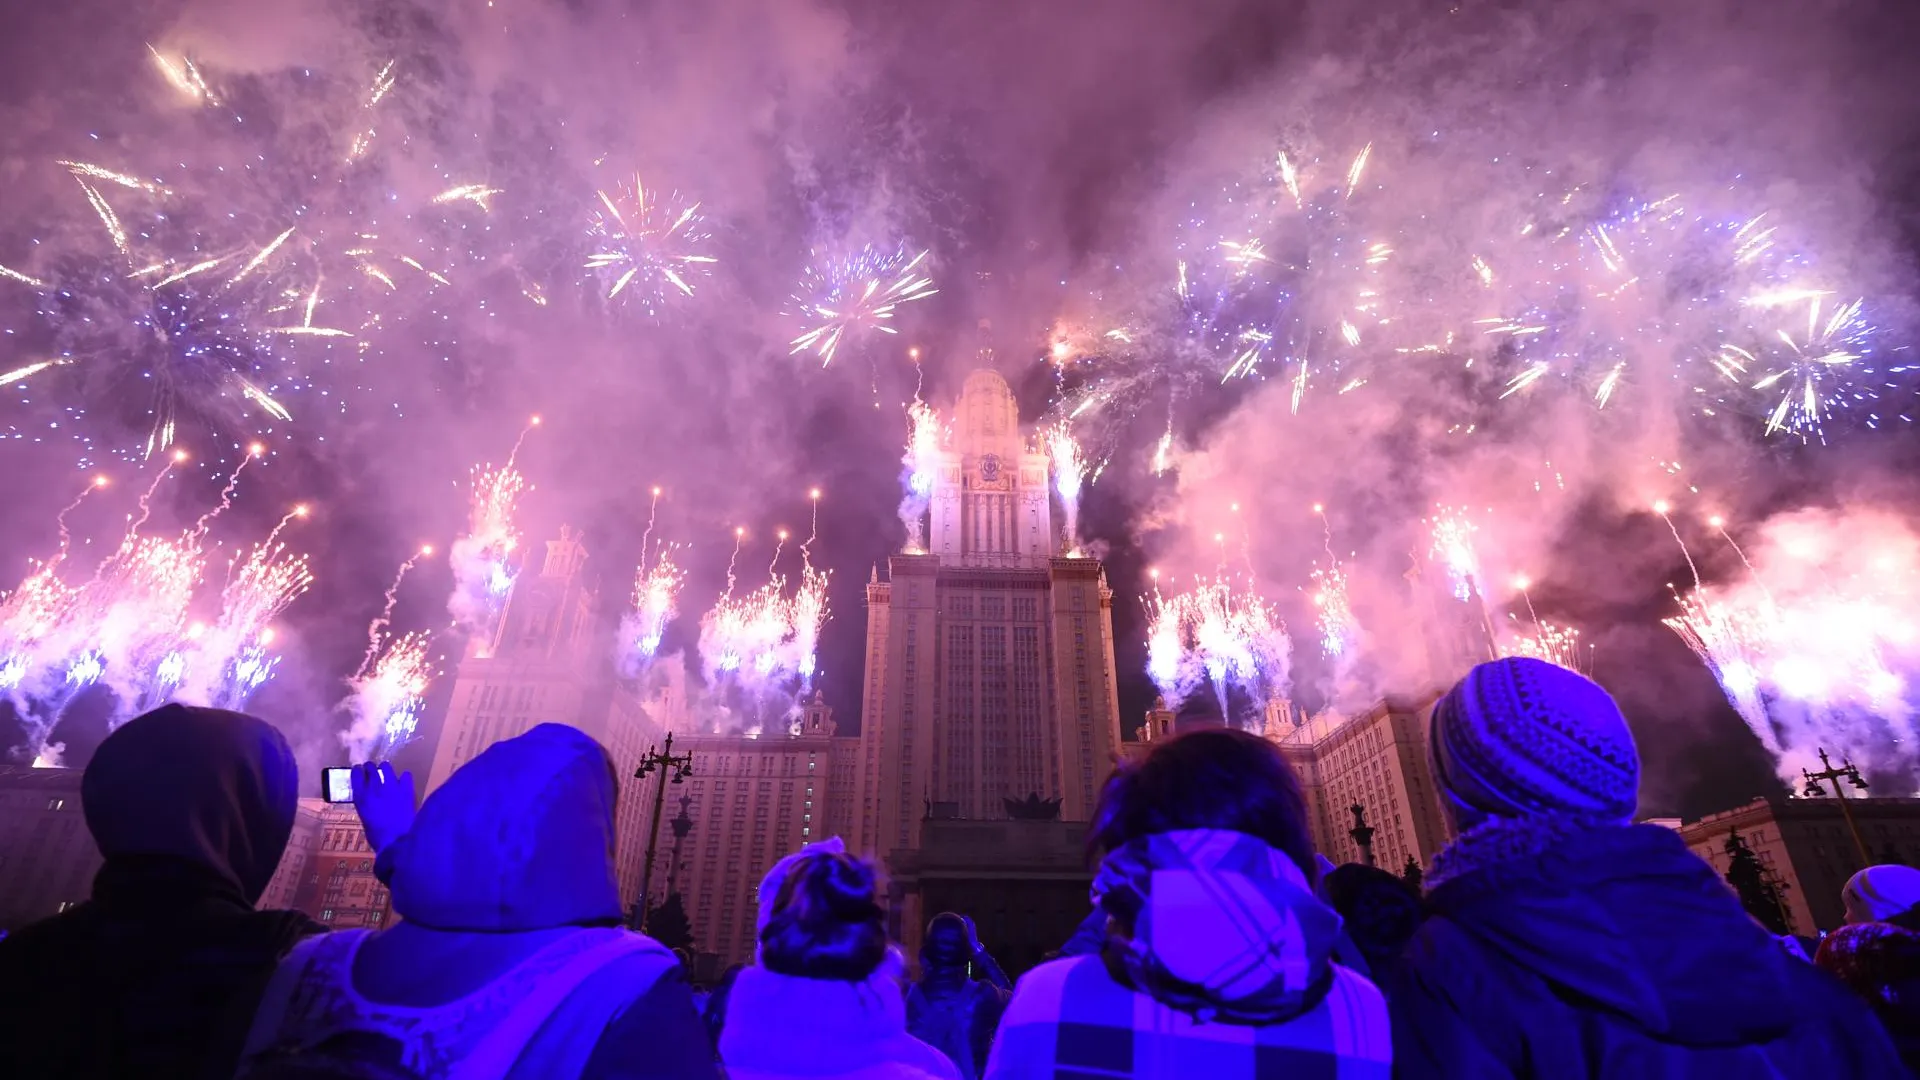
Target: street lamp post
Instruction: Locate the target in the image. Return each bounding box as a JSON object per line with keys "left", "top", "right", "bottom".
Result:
{"left": 1349, "top": 803, "right": 1377, "bottom": 867}
{"left": 1801, "top": 746, "right": 1871, "bottom": 869}
{"left": 629, "top": 732, "right": 695, "bottom": 933}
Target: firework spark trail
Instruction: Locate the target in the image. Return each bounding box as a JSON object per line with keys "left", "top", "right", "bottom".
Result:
{"left": 117, "top": 450, "right": 186, "bottom": 552}
{"left": 448, "top": 427, "right": 534, "bottom": 646}
{"left": 1047, "top": 423, "right": 1086, "bottom": 556}
{"left": 639, "top": 486, "right": 662, "bottom": 574}
{"left": 1427, "top": 506, "right": 1482, "bottom": 602}
{"left": 51, "top": 476, "right": 111, "bottom": 572}
{"left": 1142, "top": 576, "right": 1292, "bottom": 724}
{"left": 788, "top": 563, "right": 830, "bottom": 685}
{"left": 1506, "top": 618, "right": 1591, "bottom": 675}
{"left": 768, "top": 530, "right": 789, "bottom": 579}
{"left": 1653, "top": 501, "right": 1702, "bottom": 591}
{"left": 191, "top": 443, "right": 264, "bottom": 539}
{"left": 360, "top": 545, "right": 433, "bottom": 678}
{"left": 342, "top": 630, "right": 436, "bottom": 763}
{"left": 622, "top": 546, "right": 685, "bottom": 666}
{"left": 804, "top": 488, "right": 822, "bottom": 562}
{"left": 723, "top": 527, "right": 746, "bottom": 598}
{"left": 432, "top": 184, "right": 503, "bottom": 211}
{"left": 788, "top": 245, "right": 938, "bottom": 366}
{"left": 584, "top": 175, "right": 716, "bottom": 314}
{"left": 1309, "top": 562, "right": 1355, "bottom": 659}
{"left": 898, "top": 400, "right": 945, "bottom": 552}
{"left": 699, "top": 576, "right": 793, "bottom": 686}
{"left": 1664, "top": 509, "right": 1920, "bottom": 788}
{"left": 177, "top": 532, "right": 313, "bottom": 708}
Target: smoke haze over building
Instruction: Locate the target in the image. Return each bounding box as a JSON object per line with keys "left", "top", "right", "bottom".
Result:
{"left": 0, "top": 0, "right": 1918, "bottom": 816}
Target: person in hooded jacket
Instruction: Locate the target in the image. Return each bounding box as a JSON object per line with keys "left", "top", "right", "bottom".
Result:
{"left": 1815, "top": 865, "right": 1920, "bottom": 1073}
{"left": 236, "top": 723, "right": 716, "bottom": 1080}
{"left": 984, "top": 727, "right": 1392, "bottom": 1080}
{"left": 0, "top": 704, "right": 323, "bottom": 1080}
{"left": 1394, "top": 656, "right": 1906, "bottom": 1080}
{"left": 1319, "top": 863, "right": 1423, "bottom": 1002}
{"left": 718, "top": 838, "right": 960, "bottom": 1080}
{"left": 906, "top": 914, "right": 1011, "bottom": 1080}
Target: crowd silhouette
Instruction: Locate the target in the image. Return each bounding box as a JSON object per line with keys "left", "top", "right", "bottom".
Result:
{"left": 0, "top": 658, "right": 1913, "bottom": 1078}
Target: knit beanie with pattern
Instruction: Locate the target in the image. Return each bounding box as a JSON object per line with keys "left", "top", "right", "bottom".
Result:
{"left": 1429, "top": 657, "right": 1639, "bottom": 830}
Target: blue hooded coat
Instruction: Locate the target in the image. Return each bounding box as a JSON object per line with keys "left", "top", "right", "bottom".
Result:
{"left": 241, "top": 723, "right": 715, "bottom": 1079}
{"left": 1394, "top": 817, "right": 1907, "bottom": 1079}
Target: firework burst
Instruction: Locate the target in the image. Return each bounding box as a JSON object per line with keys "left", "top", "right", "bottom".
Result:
{"left": 1505, "top": 618, "right": 1591, "bottom": 675}
{"left": 584, "top": 174, "right": 716, "bottom": 315}
{"left": 448, "top": 423, "right": 536, "bottom": 648}
{"left": 1143, "top": 576, "right": 1291, "bottom": 723}
{"left": 622, "top": 545, "right": 686, "bottom": 669}
{"left": 1173, "top": 142, "right": 1399, "bottom": 410}
{"left": 898, "top": 399, "right": 946, "bottom": 552}
{"left": 343, "top": 630, "right": 437, "bottom": 762}
{"left": 788, "top": 244, "right": 938, "bottom": 366}
{"left": 1046, "top": 422, "right": 1087, "bottom": 556}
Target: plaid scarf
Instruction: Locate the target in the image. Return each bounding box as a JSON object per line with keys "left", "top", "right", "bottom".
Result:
{"left": 1093, "top": 829, "right": 1342, "bottom": 1024}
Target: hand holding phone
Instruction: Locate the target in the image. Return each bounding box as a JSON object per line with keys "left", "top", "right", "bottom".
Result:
{"left": 350, "top": 761, "right": 418, "bottom": 855}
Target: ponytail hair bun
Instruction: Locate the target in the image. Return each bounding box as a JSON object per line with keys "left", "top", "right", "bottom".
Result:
{"left": 758, "top": 845, "right": 888, "bottom": 981}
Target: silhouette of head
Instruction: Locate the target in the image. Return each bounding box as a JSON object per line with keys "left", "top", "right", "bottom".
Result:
{"left": 1089, "top": 726, "right": 1313, "bottom": 878}
{"left": 757, "top": 841, "right": 888, "bottom": 981}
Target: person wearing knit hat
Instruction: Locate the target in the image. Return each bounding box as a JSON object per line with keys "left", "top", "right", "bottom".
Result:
{"left": 1843, "top": 865, "right": 1920, "bottom": 927}
{"left": 1393, "top": 658, "right": 1905, "bottom": 1080}
{"left": 1428, "top": 655, "right": 1641, "bottom": 828}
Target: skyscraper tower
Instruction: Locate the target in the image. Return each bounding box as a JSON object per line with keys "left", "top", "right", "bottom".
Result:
{"left": 1405, "top": 559, "right": 1499, "bottom": 694}
{"left": 423, "top": 526, "right": 661, "bottom": 910}
{"left": 851, "top": 370, "right": 1123, "bottom": 860}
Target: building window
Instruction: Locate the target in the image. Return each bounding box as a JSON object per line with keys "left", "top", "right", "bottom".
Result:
{"left": 321, "top": 909, "right": 335, "bottom": 922}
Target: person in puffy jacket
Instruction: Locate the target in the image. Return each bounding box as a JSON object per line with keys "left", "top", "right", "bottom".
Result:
{"left": 985, "top": 726, "right": 1392, "bottom": 1080}
{"left": 1393, "top": 657, "right": 1905, "bottom": 1079}
{"left": 237, "top": 723, "right": 715, "bottom": 1080}
{"left": 718, "top": 839, "right": 959, "bottom": 1080}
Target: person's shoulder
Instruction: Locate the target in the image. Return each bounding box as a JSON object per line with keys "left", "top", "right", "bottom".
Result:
{"left": 1003, "top": 955, "right": 1129, "bottom": 1026}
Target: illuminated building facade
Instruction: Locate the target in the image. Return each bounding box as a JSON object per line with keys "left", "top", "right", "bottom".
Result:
{"left": 851, "top": 370, "right": 1124, "bottom": 861}
{"left": 293, "top": 802, "right": 393, "bottom": 928}
{"left": 1267, "top": 697, "right": 1453, "bottom": 872}
{"left": 661, "top": 692, "right": 854, "bottom": 968}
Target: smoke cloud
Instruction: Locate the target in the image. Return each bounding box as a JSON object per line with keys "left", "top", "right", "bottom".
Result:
{"left": 0, "top": 0, "right": 1912, "bottom": 813}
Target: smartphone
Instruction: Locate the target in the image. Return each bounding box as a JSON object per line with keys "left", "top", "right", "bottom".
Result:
{"left": 322, "top": 766, "right": 355, "bottom": 804}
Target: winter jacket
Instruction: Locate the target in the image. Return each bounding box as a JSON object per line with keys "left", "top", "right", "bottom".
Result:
{"left": 719, "top": 959, "right": 962, "bottom": 1080}
{"left": 239, "top": 723, "right": 716, "bottom": 1080}
{"left": 1394, "top": 815, "right": 1908, "bottom": 1079}
{"left": 985, "top": 830, "right": 1392, "bottom": 1080}
{"left": 0, "top": 704, "right": 322, "bottom": 1080}
{"left": 907, "top": 974, "right": 1009, "bottom": 1080}
{"left": 1816, "top": 920, "right": 1920, "bottom": 1074}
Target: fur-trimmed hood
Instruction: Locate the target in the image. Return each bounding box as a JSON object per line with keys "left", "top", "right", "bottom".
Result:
{"left": 1421, "top": 817, "right": 1803, "bottom": 1047}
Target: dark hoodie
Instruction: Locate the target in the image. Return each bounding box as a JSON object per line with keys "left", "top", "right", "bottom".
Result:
{"left": 1394, "top": 817, "right": 1906, "bottom": 1079}
{"left": 0, "top": 704, "right": 322, "bottom": 1080}
{"left": 241, "top": 722, "right": 715, "bottom": 1080}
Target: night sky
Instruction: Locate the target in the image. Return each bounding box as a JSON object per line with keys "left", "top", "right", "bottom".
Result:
{"left": 1, "top": 0, "right": 1918, "bottom": 820}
